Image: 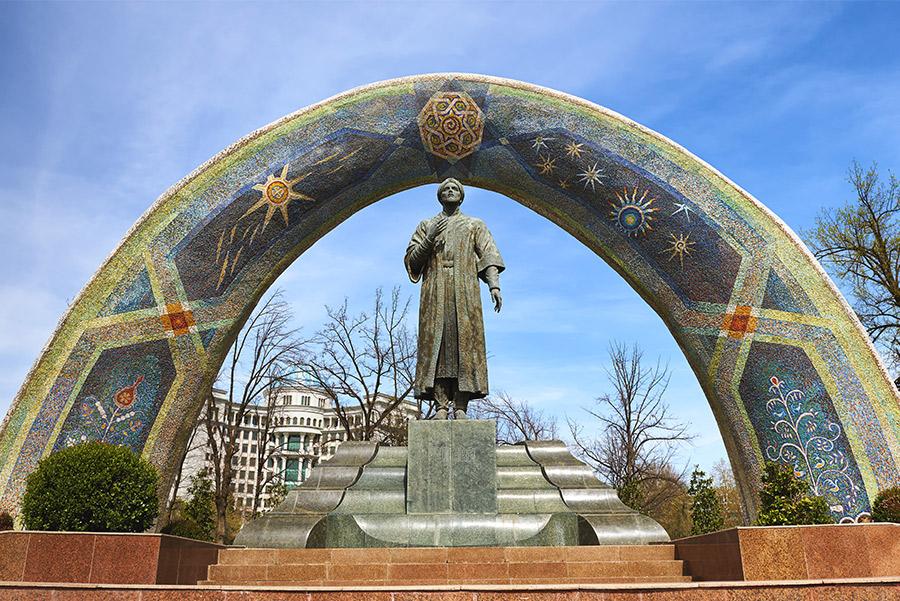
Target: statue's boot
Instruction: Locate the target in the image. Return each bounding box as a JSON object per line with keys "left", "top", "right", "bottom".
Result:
{"left": 454, "top": 409, "right": 467, "bottom": 419}
{"left": 436, "top": 408, "right": 448, "bottom": 420}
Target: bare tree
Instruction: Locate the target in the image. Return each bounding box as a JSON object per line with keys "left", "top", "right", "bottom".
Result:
{"left": 248, "top": 390, "right": 291, "bottom": 515}
{"left": 568, "top": 342, "right": 694, "bottom": 515}
{"left": 204, "top": 291, "right": 303, "bottom": 543}
{"left": 164, "top": 417, "right": 205, "bottom": 526}
{"left": 470, "top": 391, "right": 558, "bottom": 444}
{"left": 806, "top": 162, "right": 900, "bottom": 366}
{"left": 711, "top": 458, "right": 744, "bottom": 528}
{"left": 297, "top": 286, "right": 425, "bottom": 442}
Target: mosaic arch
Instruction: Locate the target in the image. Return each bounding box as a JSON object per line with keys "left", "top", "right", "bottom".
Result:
{"left": 1, "top": 74, "right": 898, "bottom": 522}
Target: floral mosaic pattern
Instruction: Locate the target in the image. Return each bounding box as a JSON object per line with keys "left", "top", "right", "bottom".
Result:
{"left": 765, "top": 375, "right": 864, "bottom": 519}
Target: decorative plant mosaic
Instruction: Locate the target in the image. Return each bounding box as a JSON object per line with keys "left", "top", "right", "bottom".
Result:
{"left": 0, "top": 74, "right": 896, "bottom": 520}
{"left": 765, "top": 375, "right": 865, "bottom": 519}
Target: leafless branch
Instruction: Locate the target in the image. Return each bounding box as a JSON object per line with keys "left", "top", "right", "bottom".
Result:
{"left": 568, "top": 341, "right": 695, "bottom": 515}
{"left": 470, "top": 391, "right": 558, "bottom": 444}
{"left": 294, "top": 286, "right": 421, "bottom": 443}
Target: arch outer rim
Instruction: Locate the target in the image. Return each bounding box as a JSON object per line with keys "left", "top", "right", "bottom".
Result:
{"left": 1, "top": 72, "right": 896, "bottom": 483}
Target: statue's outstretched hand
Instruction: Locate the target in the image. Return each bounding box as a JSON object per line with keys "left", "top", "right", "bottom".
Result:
{"left": 491, "top": 288, "right": 502, "bottom": 312}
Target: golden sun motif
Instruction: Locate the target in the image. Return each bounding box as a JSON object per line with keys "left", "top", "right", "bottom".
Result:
{"left": 565, "top": 141, "right": 584, "bottom": 158}
{"left": 536, "top": 155, "right": 556, "bottom": 175}
{"left": 243, "top": 164, "right": 313, "bottom": 232}
{"left": 663, "top": 232, "right": 695, "bottom": 268}
{"left": 609, "top": 187, "right": 657, "bottom": 237}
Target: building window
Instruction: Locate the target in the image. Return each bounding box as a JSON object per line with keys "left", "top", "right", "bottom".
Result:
{"left": 288, "top": 435, "right": 301, "bottom": 452}
{"left": 286, "top": 458, "right": 299, "bottom": 483}
{"left": 238, "top": 483, "right": 245, "bottom": 493}
{"left": 242, "top": 444, "right": 248, "bottom": 453}
{"left": 251, "top": 445, "right": 257, "bottom": 454}
{"left": 301, "top": 395, "right": 311, "bottom": 406}
{"left": 283, "top": 395, "right": 293, "bottom": 405}
{"left": 250, "top": 458, "right": 256, "bottom": 467}
{"left": 267, "top": 458, "right": 273, "bottom": 468}
{"left": 251, "top": 431, "right": 258, "bottom": 441}
{"left": 241, "top": 457, "right": 247, "bottom": 466}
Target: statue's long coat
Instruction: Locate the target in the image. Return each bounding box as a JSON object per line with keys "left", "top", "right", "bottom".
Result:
{"left": 405, "top": 212, "right": 504, "bottom": 399}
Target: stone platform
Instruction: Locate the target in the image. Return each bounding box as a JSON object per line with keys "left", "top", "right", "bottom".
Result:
{"left": 2, "top": 579, "right": 898, "bottom": 600}
{"left": 235, "top": 420, "right": 667, "bottom": 548}
{"left": 203, "top": 544, "right": 688, "bottom": 586}
{"left": 0, "top": 530, "right": 224, "bottom": 585}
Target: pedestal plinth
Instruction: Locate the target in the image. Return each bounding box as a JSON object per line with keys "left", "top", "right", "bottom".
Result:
{"left": 407, "top": 419, "right": 497, "bottom": 514}
{"left": 234, "top": 419, "right": 669, "bottom": 548}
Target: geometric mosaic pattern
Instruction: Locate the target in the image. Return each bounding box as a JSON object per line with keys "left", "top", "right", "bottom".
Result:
{"left": 0, "top": 74, "right": 898, "bottom": 522}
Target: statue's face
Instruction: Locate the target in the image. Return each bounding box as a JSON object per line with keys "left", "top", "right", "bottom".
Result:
{"left": 439, "top": 181, "right": 462, "bottom": 206}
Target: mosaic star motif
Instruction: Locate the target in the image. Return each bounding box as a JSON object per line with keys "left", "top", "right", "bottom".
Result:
{"left": 663, "top": 232, "right": 695, "bottom": 268}
{"left": 565, "top": 141, "right": 584, "bottom": 158}
{"left": 244, "top": 164, "right": 314, "bottom": 233}
{"left": 671, "top": 202, "right": 694, "bottom": 223}
{"left": 578, "top": 162, "right": 604, "bottom": 191}
{"left": 609, "top": 187, "right": 657, "bottom": 236}
{"left": 536, "top": 155, "right": 556, "bottom": 175}
{"left": 417, "top": 91, "right": 484, "bottom": 161}
{"left": 531, "top": 135, "right": 553, "bottom": 153}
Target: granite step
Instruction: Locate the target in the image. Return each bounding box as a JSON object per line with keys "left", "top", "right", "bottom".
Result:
{"left": 215, "top": 544, "right": 676, "bottom": 565}
{"left": 205, "top": 545, "right": 689, "bottom": 585}
{"left": 199, "top": 575, "right": 694, "bottom": 586}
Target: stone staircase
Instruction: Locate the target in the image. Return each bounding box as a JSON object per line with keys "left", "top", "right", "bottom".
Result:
{"left": 203, "top": 545, "right": 690, "bottom": 586}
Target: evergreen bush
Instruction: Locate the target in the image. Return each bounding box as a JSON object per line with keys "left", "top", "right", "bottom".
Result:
{"left": 21, "top": 441, "right": 159, "bottom": 532}
{"left": 871, "top": 486, "right": 900, "bottom": 523}
{"left": 0, "top": 511, "right": 13, "bottom": 531}
{"left": 755, "top": 462, "right": 832, "bottom": 526}
{"left": 689, "top": 466, "right": 724, "bottom": 535}
{"left": 183, "top": 468, "right": 216, "bottom": 540}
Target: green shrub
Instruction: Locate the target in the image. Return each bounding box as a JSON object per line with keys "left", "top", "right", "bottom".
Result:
{"left": 617, "top": 480, "right": 643, "bottom": 512}
{"left": 0, "top": 511, "right": 13, "bottom": 531}
{"left": 755, "top": 462, "right": 833, "bottom": 526}
{"left": 160, "top": 518, "right": 209, "bottom": 540}
{"left": 689, "top": 466, "right": 724, "bottom": 535}
{"left": 182, "top": 469, "right": 216, "bottom": 541}
{"left": 872, "top": 486, "right": 900, "bottom": 523}
{"left": 21, "top": 441, "right": 159, "bottom": 532}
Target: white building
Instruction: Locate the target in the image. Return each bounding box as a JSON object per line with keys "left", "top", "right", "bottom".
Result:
{"left": 176, "top": 384, "right": 418, "bottom": 513}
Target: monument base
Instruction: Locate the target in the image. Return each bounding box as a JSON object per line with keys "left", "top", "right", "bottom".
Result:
{"left": 235, "top": 420, "right": 668, "bottom": 548}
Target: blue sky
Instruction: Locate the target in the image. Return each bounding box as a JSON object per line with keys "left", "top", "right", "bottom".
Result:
{"left": 1, "top": 2, "right": 899, "bottom": 473}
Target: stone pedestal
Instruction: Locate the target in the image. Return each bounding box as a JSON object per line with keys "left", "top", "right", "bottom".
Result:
{"left": 234, "top": 419, "right": 670, "bottom": 548}
{"left": 407, "top": 420, "right": 496, "bottom": 514}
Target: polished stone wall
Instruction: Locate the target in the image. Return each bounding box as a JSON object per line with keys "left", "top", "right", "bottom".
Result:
{"left": 0, "top": 74, "right": 897, "bottom": 523}
{"left": 0, "top": 531, "right": 223, "bottom": 585}
{"left": 673, "top": 523, "right": 900, "bottom": 582}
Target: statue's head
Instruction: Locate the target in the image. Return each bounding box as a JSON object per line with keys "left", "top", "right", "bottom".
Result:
{"left": 437, "top": 178, "right": 464, "bottom": 208}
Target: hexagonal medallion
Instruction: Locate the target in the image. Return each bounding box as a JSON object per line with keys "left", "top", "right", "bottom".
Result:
{"left": 417, "top": 91, "right": 484, "bottom": 162}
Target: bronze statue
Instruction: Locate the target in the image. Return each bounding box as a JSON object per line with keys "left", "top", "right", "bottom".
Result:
{"left": 405, "top": 178, "right": 504, "bottom": 419}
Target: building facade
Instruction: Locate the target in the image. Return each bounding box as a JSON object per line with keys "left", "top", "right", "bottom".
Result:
{"left": 176, "top": 385, "right": 418, "bottom": 513}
